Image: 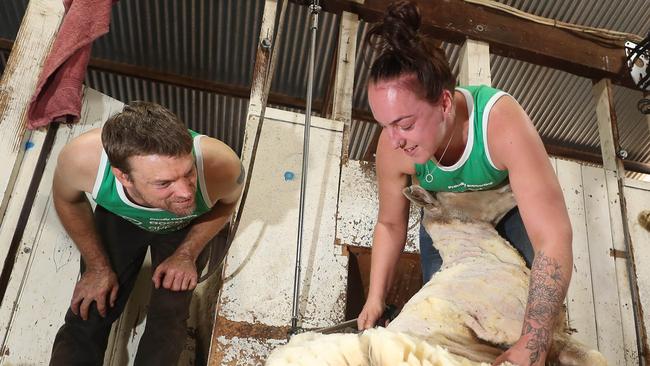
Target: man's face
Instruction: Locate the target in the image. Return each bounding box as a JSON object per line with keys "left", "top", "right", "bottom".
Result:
{"left": 117, "top": 153, "right": 197, "bottom": 216}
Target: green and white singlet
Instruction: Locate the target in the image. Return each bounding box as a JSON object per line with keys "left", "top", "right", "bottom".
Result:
{"left": 414, "top": 85, "right": 510, "bottom": 192}
{"left": 91, "top": 130, "right": 212, "bottom": 233}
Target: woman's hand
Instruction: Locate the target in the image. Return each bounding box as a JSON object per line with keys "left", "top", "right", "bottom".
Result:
{"left": 357, "top": 296, "right": 386, "bottom": 330}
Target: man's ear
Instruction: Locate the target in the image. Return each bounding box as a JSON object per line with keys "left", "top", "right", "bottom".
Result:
{"left": 112, "top": 167, "right": 132, "bottom": 187}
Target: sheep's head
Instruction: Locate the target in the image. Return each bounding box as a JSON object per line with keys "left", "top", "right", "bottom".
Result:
{"left": 403, "top": 184, "right": 516, "bottom": 226}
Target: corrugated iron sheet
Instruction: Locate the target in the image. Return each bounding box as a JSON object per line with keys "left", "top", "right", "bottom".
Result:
{"left": 0, "top": 0, "right": 27, "bottom": 41}
{"left": 1, "top": 0, "right": 649, "bottom": 175}
{"left": 86, "top": 69, "right": 248, "bottom": 154}
{"left": 93, "top": 0, "right": 264, "bottom": 88}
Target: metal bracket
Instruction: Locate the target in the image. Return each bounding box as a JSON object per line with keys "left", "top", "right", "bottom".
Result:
{"left": 610, "top": 248, "right": 627, "bottom": 259}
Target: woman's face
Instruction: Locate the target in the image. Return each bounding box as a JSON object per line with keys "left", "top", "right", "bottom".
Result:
{"left": 368, "top": 76, "right": 453, "bottom": 164}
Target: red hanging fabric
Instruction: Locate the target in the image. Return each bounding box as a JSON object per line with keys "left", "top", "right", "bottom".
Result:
{"left": 26, "top": 0, "right": 118, "bottom": 129}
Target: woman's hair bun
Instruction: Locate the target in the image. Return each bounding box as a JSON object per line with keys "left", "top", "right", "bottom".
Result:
{"left": 365, "top": 1, "right": 456, "bottom": 102}
{"left": 368, "top": 1, "right": 422, "bottom": 54}
{"left": 385, "top": 1, "right": 421, "bottom": 34}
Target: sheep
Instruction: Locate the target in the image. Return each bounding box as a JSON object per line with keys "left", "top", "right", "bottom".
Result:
{"left": 265, "top": 185, "right": 606, "bottom": 366}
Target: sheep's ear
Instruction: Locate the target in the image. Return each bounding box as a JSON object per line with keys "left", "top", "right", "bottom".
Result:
{"left": 403, "top": 185, "right": 438, "bottom": 208}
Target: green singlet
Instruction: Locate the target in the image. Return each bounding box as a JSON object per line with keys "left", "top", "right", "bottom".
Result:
{"left": 414, "top": 85, "right": 509, "bottom": 192}
{"left": 91, "top": 130, "right": 212, "bottom": 233}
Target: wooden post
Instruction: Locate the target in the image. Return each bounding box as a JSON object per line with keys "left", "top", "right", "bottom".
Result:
{"left": 592, "top": 78, "right": 642, "bottom": 364}
{"left": 0, "top": 0, "right": 64, "bottom": 301}
{"left": 458, "top": 38, "right": 491, "bottom": 86}
{"left": 207, "top": 0, "right": 287, "bottom": 364}
{"left": 332, "top": 11, "right": 359, "bottom": 163}
{"left": 0, "top": 0, "right": 63, "bottom": 227}
{"left": 236, "top": 0, "right": 287, "bottom": 204}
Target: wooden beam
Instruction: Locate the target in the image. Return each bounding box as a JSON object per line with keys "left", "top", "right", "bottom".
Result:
{"left": 208, "top": 0, "right": 287, "bottom": 364}
{"left": 458, "top": 39, "right": 491, "bottom": 86}
{"left": 593, "top": 79, "right": 623, "bottom": 173}
{"left": 291, "top": 0, "right": 635, "bottom": 88}
{"left": 0, "top": 0, "right": 64, "bottom": 263}
{"left": 332, "top": 11, "right": 360, "bottom": 163}
{"left": 591, "top": 78, "right": 645, "bottom": 362}
{"left": 320, "top": 42, "right": 339, "bottom": 119}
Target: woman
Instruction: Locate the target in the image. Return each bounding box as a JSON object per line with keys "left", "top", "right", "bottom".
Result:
{"left": 356, "top": 2, "right": 573, "bottom": 365}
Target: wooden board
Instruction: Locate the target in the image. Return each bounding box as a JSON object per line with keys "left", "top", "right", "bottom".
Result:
{"left": 623, "top": 178, "right": 650, "bottom": 361}
{"left": 0, "top": 88, "right": 124, "bottom": 364}
{"left": 0, "top": 129, "right": 46, "bottom": 278}
{"left": 336, "top": 159, "right": 420, "bottom": 252}
{"left": 209, "top": 108, "right": 348, "bottom": 365}
{"left": 458, "top": 39, "right": 491, "bottom": 86}
{"left": 581, "top": 164, "right": 627, "bottom": 364}
{"left": 0, "top": 0, "right": 63, "bottom": 267}
{"left": 555, "top": 158, "right": 598, "bottom": 349}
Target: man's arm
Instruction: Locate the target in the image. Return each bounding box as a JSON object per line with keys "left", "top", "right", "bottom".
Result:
{"left": 52, "top": 130, "right": 119, "bottom": 320}
{"left": 489, "top": 97, "right": 573, "bottom": 366}
{"left": 152, "top": 137, "right": 244, "bottom": 291}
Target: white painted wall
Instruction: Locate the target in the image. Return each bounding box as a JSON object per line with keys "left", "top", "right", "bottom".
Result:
{"left": 623, "top": 178, "right": 650, "bottom": 361}
{"left": 336, "top": 159, "right": 420, "bottom": 253}
{"left": 211, "top": 108, "right": 348, "bottom": 364}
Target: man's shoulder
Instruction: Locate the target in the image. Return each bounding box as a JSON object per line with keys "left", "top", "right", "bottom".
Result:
{"left": 197, "top": 136, "right": 242, "bottom": 190}
{"left": 56, "top": 128, "right": 104, "bottom": 193}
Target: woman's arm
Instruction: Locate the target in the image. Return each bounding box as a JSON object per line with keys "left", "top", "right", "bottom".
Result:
{"left": 488, "top": 96, "right": 573, "bottom": 366}
{"left": 358, "top": 129, "right": 414, "bottom": 329}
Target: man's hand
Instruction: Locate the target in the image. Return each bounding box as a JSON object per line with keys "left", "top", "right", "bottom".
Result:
{"left": 71, "top": 266, "right": 119, "bottom": 320}
{"left": 152, "top": 251, "right": 198, "bottom": 291}
{"left": 357, "top": 296, "right": 386, "bottom": 330}
{"left": 492, "top": 334, "right": 546, "bottom": 366}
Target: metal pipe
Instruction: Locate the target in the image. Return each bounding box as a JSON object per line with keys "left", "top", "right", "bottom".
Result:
{"left": 290, "top": 0, "right": 320, "bottom": 336}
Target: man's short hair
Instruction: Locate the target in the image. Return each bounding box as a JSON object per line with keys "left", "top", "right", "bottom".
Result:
{"left": 101, "top": 101, "right": 193, "bottom": 174}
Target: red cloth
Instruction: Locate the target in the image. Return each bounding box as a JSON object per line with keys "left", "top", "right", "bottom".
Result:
{"left": 27, "top": 0, "right": 117, "bottom": 129}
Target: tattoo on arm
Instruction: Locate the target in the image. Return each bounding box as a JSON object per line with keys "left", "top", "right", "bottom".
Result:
{"left": 237, "top": 163, "right": 245, "bottom": 185}
{"left": 522, "top": 251, "right": 565, "bottom": 364}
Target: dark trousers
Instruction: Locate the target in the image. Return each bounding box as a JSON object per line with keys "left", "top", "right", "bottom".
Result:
{"left": 50, "top": 205, "right": 208, "bottom": 366}
{"left": 419, "top": 207, "right": 535, "bottom": 283}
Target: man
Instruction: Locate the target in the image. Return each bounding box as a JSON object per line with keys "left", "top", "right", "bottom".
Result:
{"left": 50, "top": 101, "right": 244, "bottom": 365}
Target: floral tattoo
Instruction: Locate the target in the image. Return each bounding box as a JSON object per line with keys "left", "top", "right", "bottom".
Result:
{"left": 522, "top": 251, "right": 565, "bottom": 365}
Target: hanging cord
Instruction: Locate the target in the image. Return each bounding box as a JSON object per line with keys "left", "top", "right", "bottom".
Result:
{"left": 289, "top": 0, "right": 321, "bottom": 337}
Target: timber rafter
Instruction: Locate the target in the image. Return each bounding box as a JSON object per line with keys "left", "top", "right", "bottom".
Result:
{"left": 291, "top": 0, "right": 636, "bottom": 89}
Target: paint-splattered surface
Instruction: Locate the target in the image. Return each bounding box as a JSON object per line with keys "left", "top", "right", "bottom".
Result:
{"left": 210, "top": 109, "right": 348, "bottom": 365}
{"left": 336, "top": 159, "right": 420, "bottom": 253}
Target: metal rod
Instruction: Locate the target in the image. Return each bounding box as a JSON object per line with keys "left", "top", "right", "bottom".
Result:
{"left": 290, "top": 0, "right": 320, "bottom": 336}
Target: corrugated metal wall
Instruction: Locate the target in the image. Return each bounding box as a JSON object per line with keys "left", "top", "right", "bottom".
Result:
{"left": 1, "top": 0, "right": 649, "bottom": 172}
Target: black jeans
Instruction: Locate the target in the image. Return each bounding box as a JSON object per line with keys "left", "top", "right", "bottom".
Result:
{"left": 50, "top": 205, "right": 208, "bottom": 366}
{"left": 419, "top": 207, "right": 535, "bottom": 283}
